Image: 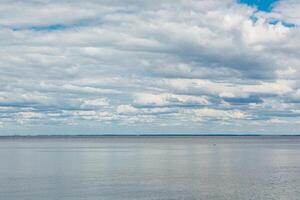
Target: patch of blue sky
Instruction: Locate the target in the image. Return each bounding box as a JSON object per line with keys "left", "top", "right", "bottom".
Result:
{"left": 242, "top": 0, "right": 297, "bottom": 28}
{"left": 11, "top": 18, "right": 99, "bottom": 32}
{"left": 239, "top": 0, "right": 279, "bottom": 12}
{"left": 268, "top": 19, "right": 296, "bottom": 27}
{"left": 249, "top": 14, "right": 259, "bottom": 23}
{"left": 29, "top": 24, "right": 67, "bottom": 31}
{"left": 12, "top": 24, "right": 67, "bottom": 31}
{"left": 249, "top": 14, "right": 296, "bottom": 27}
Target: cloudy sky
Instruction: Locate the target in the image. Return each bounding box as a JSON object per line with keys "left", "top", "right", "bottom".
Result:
{"left": 0, "top": 0, "right": 300, "bottom": 135}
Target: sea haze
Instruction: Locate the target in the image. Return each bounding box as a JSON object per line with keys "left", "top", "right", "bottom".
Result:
{"left": 0, "top": 136, "right": 300, "bottom": 200}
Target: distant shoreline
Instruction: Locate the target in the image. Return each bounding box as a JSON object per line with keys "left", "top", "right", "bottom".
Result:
{"left": 1, "top": 134, "right": 300, "bottom": 138}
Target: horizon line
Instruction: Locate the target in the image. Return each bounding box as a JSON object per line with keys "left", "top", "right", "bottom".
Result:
{"left": 1, "top": 134, "right": 300, "bottom": 137}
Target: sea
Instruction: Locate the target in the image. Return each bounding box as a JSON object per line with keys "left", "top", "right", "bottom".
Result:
{"left": 0, "top": 136, "right": 300, "bottom": 200}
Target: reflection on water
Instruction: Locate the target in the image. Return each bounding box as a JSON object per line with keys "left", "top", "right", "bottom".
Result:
{"left": 0, "top": 136, "right": 300, "bottom": 200}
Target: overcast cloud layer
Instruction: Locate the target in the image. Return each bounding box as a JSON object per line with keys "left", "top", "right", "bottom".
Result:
{"left": 0, "top": 0, "right": 300, "bottom": 135}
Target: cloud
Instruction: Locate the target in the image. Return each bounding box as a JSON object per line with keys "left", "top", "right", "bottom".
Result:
{"left": 0, "top": 0, "right": 300, "bottom": 134}
{"left": 133, "top": 93, "right": 210, "bottom": 107}
{"left": 272, "top": 0, "right": 300, "bottom": 25}
{"left": 79, "top": 98, "right": 109, "bottom": 109}
{"left": 117, "top": 104, "right": 177, "bottom": 116}
{"left": 193, "top": 108, "right": 250, "bottom": 120}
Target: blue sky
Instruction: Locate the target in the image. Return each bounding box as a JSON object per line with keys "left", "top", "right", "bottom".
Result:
{"left": 240, "top": 0, "right": 279, "bottom": 11}
{"left": 0, "top": 0, "right": 300, "bottom": 135}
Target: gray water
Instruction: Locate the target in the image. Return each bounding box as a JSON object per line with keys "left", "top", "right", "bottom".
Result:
{"left": 0, "top": 136, "right": 300, "bottom": 200}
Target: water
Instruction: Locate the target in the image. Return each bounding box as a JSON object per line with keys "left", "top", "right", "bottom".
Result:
{"left": 0, "top": 136, "right": 300, "bottom": 200}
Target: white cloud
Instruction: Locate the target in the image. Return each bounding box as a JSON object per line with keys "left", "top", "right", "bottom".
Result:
{"left": 117, "top": 105, "right": 137, "bottom": 114}
{"left": 193, "top": 108, "right": 249, "bottom": 120}
{"left": 267, "top": 118, "right": 288, "bottom": 124}
{"left": 0, "top": 0, "right": 300, "bottom": 134}
{"left": 273, "top": 0, "right": 300, "bottom": 25}
{"left": 134, "top": 93, "right": 210, "bottom": 107}
{"left": 242, "top": 18, "right": 290, "bottom": 46}
{"left": 80, "top": 98, "right": 109, "bottom": 109}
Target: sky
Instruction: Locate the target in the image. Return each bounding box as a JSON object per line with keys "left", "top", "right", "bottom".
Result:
{"left": 0, "top": 0, "right": 300, "bottom": 135}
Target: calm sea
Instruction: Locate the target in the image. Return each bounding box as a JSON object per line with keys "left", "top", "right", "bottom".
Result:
{"left": 0, "top": 136, "right": 300, "bottom": 200}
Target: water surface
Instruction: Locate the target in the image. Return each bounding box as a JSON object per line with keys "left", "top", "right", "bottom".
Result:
{"left": 0, "top": 136, "right": 300, "bottom": 200}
